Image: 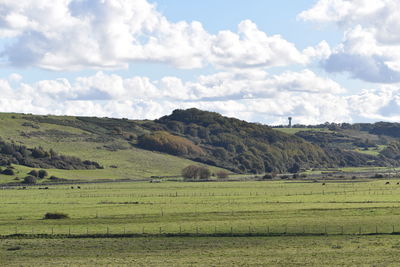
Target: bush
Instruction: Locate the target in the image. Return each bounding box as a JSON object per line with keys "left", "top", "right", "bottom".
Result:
{"left": 216, "top": 171, "right": 229, "bottom": 179}
{"left": 182, "top": 165, "right": 211, "bottom": 180}
{"left": 198, "top": 167, "right": 211, "bottom": 179}
{"left": 22, "top": 176, "right": 37, "bottom": 184}
{"left": 28, "top": 170, "right": 39, "bottom": 177}
{"left": 38, "top": 169, "right": 48, "bottom": 179}
{"left": 2, "top": 168, "right": 14, "bottom": 175}
{"left": 43, "top": 212, "right": 69, "bottom": 219}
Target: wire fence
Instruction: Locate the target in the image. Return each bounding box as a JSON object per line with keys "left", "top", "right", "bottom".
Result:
{"left": 4, "top": 224, "right": 400, "bottom": 238}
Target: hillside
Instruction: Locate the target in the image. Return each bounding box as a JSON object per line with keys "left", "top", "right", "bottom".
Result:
{"left": 1, "top": 109, "right": 400, "bottom": 184}
{"left": 0, "top": 113, "right": 225, "bottom": 183}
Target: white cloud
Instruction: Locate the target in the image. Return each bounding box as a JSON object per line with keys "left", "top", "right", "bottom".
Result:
{"left": 0, "top": 69, "right": 354, "bottom": 124}
{"left": 300, "top": 0, "right": 400, "bottom": 83}
{"left": 210, "top": 20, "right": 306, "bottom": 69}
{"left": 0, "top": 0, "right": 304, "bottom": 71}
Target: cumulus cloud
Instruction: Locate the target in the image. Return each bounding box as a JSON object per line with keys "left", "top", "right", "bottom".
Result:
{"left": 300, "top": 0, "right": 400, "bottom": 83}
{"left": 0, "top": 69, "right": 356, "bottom": 124}
{"left": 210, "top": 20, "right": 307, "bottom": 69}
{"left": 0, "top": 0, "right": 304, "bottom": 71}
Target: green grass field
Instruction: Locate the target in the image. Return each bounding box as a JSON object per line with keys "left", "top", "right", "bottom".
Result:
{"left": 2, "top": 235, "right": 400, "bottom": 266}
{"left": 2, "top": 179, "right": 400, "bottom": 265}
{"left": 2, "top": 179, "right": 400, "bottom": 236}
{"left": 273, "top": 127, "right": 332, "bottom": 135}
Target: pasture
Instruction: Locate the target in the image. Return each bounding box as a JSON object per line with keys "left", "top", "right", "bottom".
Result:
{"left": 2, "top": 179, "right": 400, "bottom": 236}
{"left": 2, "top": 179, "right": 400, "bottom": 265}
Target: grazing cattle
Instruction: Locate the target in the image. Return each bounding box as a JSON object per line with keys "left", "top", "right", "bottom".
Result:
{"left": 397, "top": 182, "right": 400, "bottom": 185}
{"left": 322, "top": 183, "right": 326, "bottom": 186}
{"left": 77, "top": 186, "right": 81, "bottom": 189}
{"left": 71, "top": 186, "right": 74, "bottom": 189}
{"left": 386, "top": 182, "right": 390, "bottom": 185}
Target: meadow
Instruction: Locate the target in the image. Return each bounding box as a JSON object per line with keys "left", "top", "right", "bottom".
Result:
{"left": 2, "top": 179, "right": 400, "bottom": 265}
{"left": 2, "top": 179, "right": 400, "bottom": 236}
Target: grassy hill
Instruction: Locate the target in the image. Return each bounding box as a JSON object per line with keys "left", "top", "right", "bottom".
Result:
{"left": 2, "top": 109, "right": 400, "bottom": 184}
{"left": 0, "top": 113, "right": 225, "bottom": 183}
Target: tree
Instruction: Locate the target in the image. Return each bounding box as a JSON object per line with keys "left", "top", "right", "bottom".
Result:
{"left": 288, "top": 163, "right": 301, "bottom": 173}
{"left": 38, "top": 170, "right": 48, "bottom": 179}
{"left": 22, "top": 176, "right": 37, "bottom": 184}
{"left": 28, "top": 170, "right": 39, "bottom": 177}
{"left": 216, "top": 171, "right": 229, "bottom": 179}
{"left": 2, "top": 168, "right": 14, "bottom": 175}
{"left": 198, "top": 166, "right": 211, "bottom": 179}
{"left": 182, "top": 165, "right": 199, "bottom": 179}
{"left": 182, "top": 165, "right": 211, "bottom": 180}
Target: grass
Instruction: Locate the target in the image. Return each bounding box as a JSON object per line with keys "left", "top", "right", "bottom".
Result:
{"left": 273, "top": 127, "right": 332, "bottom": 135}
{"left": 0, "top": 113, "right": 227, "bottom": 181}
{"left": 2, "top": 179, "right": 400, "bottom": 265}
{"left": 2, "top": 235, "right": 400, "bottom": 266}
{"left": 352, "top": 145, "right": 387, "bottom": 156}
{"left": 2, "top": 180, "right": 400, "bottom": 236}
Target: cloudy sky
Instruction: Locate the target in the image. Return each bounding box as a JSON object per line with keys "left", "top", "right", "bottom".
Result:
{"left": 0, "top": 0, "right": 400, "bottom": 125}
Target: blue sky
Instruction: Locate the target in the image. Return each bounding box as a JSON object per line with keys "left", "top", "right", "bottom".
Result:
{"left": 0, "top": 0, "right": 399, "bottom": 124}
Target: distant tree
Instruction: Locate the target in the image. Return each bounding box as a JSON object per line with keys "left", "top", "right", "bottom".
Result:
{"left": 288, "top": 163, "right": 301, "bottom": 173}
{"left": 198, "top": 166, "right": 211, "bottom": 179}
{"left": 38, "top": 170, "right": 48, "bottom": 179}
{"left": 216, "top": 171, "right": 229, "bottom": 179}
{"left": 28, "top": 170, "right": 39, "bottom": 177}
{"left": 182, "top": 165, "right": 211, "bottom": 180}
{"left": 2, "top": 168, "right": 14, "bottom": 175}
{"left": 182, "top": 165, "right": 199, "bottom": 179}
{"left": 22, "top": 176, "right": 37, "bottom": 184}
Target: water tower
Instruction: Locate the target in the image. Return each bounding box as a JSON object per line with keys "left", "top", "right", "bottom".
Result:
{"left": 288, "top": 117, "right": 292, "bottom": 128}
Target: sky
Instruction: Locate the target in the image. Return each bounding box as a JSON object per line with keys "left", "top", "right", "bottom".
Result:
{"left": 0, "top": 0, "right": 400, "bottom": 125}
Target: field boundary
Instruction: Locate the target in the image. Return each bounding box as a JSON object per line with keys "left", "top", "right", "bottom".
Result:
{"left": 3, "top": 231, "right": 400, "bottom": 239}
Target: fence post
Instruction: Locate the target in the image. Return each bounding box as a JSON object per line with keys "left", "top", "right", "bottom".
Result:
{"left": 179, "top": 225, "right": 182, "bottom": 234}
{"left": 159, "top": 227, "right": 162, "bottom": 234}
{"left": 230, "top": 226, "right": 233, "bottom": 235}
{"left": 196, "top": 226, "right": 199, "bottom": 235}
{"left": 142, "top": 226, "right": 145, "bottom": 234}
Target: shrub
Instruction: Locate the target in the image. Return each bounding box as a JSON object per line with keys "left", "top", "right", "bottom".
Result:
{"left": 182, "top": 165, "right": 211, "bottom": 180}
{"left": 263, "top": 174, "right": 273, "bottom": 179}
{"left": 43, "top": 212, "right": 69, "bottom": 219}
{"left": 38, "top": 169, "right": 48, "bottom": 179}
{"left": 198, "top": 167, "right": 211, "bottom": 179}
{"left": 28, "top": 170, "right": 39, "bottom": 177}
{"left": 2, "top": 168, "right": 14, "bottom": 175}
{"left": 22, "top": 176, "right": 37, "bottom": 184}
{"left": 216, "top": 171, "right": 229, "bottom": 179}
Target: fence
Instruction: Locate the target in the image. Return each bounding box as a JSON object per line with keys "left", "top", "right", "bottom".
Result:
{"left": 4, "top": 224, "right": 400, "bottom": 238}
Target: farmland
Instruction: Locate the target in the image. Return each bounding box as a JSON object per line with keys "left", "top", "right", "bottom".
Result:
{"left": 2, "top": 179, "right": 400, "bottom": 265}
